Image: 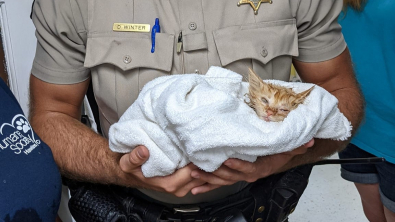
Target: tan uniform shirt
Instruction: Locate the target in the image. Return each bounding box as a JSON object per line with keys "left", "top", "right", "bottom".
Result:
{"left": 31, "top": 0, "right": 346, "bottom": 204}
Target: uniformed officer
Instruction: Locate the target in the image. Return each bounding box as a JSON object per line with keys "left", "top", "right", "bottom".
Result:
{"left": 29, "top": 0, "right": 364, "bottom": 220}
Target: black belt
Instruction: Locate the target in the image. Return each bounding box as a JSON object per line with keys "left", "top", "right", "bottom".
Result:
{"left": 66, "top": 164, "right": 312, "bottom": 222}
{"left": 116, "top": 182, "right": 255, "bottom": 222}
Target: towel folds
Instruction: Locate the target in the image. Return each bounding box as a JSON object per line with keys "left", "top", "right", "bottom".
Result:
{"left": 109, "top": 66, "right": 352, "bottom": 177}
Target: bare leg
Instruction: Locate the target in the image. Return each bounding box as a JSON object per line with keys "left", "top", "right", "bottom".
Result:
{"left": 384, "top": 206, "right": 395, "bottom": 222}
{"left": 355, "top": 183, "right": 386, "bottom": 222}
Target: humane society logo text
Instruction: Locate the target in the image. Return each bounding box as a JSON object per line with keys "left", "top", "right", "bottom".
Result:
{"left": 0, "top": 114, "right": 41, "bottom": 155}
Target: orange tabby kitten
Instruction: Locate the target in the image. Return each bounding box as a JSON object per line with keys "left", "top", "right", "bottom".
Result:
{"left": 247, "top": 70, "right": 314, "bottom": 122}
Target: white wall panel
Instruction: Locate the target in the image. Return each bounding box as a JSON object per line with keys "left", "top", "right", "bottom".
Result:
{"left": 0, "top": 0, "right": 36, "bottom": 116}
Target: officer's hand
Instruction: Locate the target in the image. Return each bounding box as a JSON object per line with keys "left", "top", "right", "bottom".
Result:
{"left": 119, "top": 145, "right": 206, "bottom": 197}
{"left": 190, "top": 139, "right": 315, "bottom": 195}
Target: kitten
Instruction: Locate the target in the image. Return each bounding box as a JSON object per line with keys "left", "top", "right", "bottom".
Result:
{"left": 247, "top": 69, "right": 314, "bottom": 122}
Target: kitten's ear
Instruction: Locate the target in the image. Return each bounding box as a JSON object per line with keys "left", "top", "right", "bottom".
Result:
{"left": 248, "top": 68, "right": 264, "bottom": 90}
{"left": 295, "top": 86, "right": 314, "bottom": 103}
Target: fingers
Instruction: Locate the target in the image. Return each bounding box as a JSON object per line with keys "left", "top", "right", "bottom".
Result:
{"left": 191, "top": 169, "right": 235, "bottom": 186}
{"left": 225, "top": 158, "right": 268, "bottom": 182}
{"left": 172, "top": 178, "right": 207, "bottom": 197}
{"left": 191, "top": 164, "right": 250, "bottom": 187}
{"left": 118, "top": 148, "right": 211, "bottom": 196}
{"left": 176, "top": 139, "right": 317, "bottom": 196}
{"left": 191, "top": 183, "right": 221, "bottom": 195}
{"left": 190, "top": 139, "right": 317, "bottom": 195}
{"left": 142, "top": 163, "right": 204, "bottom": 197}
{"left": 304, "top": 138, "right": 315, "bottom": 148}
{"left": 223, "top": 159, "right": 255, "bottom": 175}
{"left": 119, "top": 146, "right": 149, "bottom": 173}
{"left": 130, "top": 145, "right": 149, "bottom": 164}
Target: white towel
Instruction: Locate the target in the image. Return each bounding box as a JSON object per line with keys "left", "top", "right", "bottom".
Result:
{"left": 109, "top": 66, "right": 352, "bottom": 177}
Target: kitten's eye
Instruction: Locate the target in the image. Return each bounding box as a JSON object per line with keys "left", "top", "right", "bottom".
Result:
{"left": 261, "top": 97, "right": 268, "bottom": 104}
{"left": 279, "top": 109, "right": 289, "bottom": 112}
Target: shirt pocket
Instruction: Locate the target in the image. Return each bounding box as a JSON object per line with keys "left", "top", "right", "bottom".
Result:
{"left": 83, "top": 32, "right": 175, "bottom": 134}
{"left": 213, "top": 19, "right": 298, "bottom": 67}
{"left": 84, "top": 32, "right": 174, "bottom": 72}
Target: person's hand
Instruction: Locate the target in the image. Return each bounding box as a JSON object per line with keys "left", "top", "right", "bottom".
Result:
{"left": 119, "top": 145, "right": 206, "bottom": 197}
{"left": 190, "top": 139, "right": 315, "bottom": 195}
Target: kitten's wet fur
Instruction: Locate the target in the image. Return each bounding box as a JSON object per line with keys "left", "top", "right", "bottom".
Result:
{"left": 247, "top": 69, "right": 314, "bottom": 122}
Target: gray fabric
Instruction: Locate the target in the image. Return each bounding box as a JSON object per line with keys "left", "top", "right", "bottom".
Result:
{"left": 340, "top": 168, "right": 379, "bottom": 184}
{"left": 380, "top": 188, "right": 395, "bottom": 213}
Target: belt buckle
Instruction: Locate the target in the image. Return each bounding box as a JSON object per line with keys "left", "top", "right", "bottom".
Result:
{"left": 173, "top": 206, "right": 200, "bottom": 213}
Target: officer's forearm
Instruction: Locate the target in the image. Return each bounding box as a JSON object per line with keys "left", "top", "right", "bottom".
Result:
{"left": 30, "top": 111, "right": 127, "bottom": 185}
{"left": 28, "top": 75, "right": 134, "bottom": 185}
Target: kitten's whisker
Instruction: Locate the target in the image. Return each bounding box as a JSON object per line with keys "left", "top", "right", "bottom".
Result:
{"left": 240, "top": 72, "right": 249, "bottom": 82}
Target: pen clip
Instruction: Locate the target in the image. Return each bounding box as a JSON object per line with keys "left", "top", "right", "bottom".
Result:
{"left": 151, "top": 18, "right": 160, "bottom": 53}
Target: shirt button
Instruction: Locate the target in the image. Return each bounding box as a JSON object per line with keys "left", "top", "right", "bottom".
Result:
{"left": 123, "top": 55, "right": 132, "bottom": 64}
{"left": 189, "top": 22, "right": 197, "bottom": 30}
{"left": 261, "top": 47, "right": 268, "bottom": 58}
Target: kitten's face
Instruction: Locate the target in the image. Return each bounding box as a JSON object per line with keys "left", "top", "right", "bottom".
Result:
{"left": 247, "top": 70, "right": 314, "bottom": 122}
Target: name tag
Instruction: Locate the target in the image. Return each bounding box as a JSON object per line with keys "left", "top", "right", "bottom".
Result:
{"left": 113, "top": 23, "right": 150, "bottom": 32}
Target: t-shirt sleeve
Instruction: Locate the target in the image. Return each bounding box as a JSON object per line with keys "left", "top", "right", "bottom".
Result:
{"left": 293, "top": 0, "right": 347, "bottom": 62}
{"left": 31, "top": 0, "right": 90, "bottom": 84}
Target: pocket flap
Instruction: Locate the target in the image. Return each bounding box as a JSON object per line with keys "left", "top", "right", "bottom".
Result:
{"left": 183, "top": 32, "right": 208, "bottom": 52}
{"left": 84, "top": 33, "right": 174, "bottom": 72}
{"left": 213, "top": 19, "right": 298, "bottom": 66}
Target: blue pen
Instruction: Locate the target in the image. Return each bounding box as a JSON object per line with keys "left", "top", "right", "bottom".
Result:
{"left": 151, "top": 18, "right": 160, "bottom": 53}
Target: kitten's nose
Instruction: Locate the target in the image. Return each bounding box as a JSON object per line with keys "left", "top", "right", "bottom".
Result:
{"left": 266, "top": 110, "right": 274, "bottom": 116}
